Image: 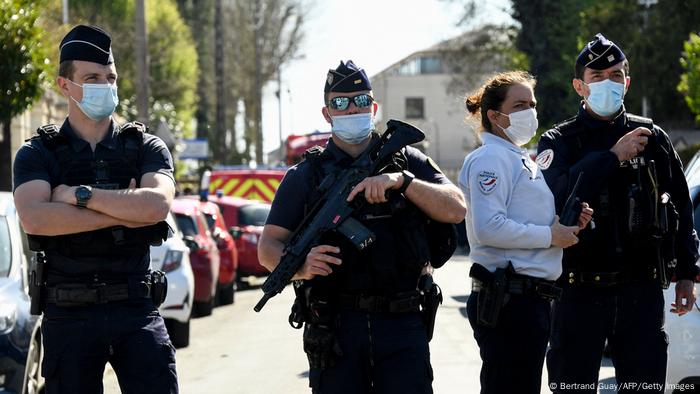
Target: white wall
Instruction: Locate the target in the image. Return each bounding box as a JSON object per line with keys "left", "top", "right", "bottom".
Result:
{"left": 372, "top": 72, "right": 478, "bottom": 181}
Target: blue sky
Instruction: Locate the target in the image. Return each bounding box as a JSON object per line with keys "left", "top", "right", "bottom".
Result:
{"left": 260, "top": 0, "right": 511, "bottom": 154}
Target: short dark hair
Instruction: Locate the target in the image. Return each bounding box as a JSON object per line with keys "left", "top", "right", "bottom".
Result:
{"left": 465, "top": 71, "right": 536, "bottom": 132}
{"left": 58, "top": 60, "right": 75, "bottom": 79}
{"left": 574, "top": 59, "right": 629, "bottom": 80}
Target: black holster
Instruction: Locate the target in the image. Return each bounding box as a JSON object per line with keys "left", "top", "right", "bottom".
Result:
{"left": 290, "top": 282, "right": 342, "bottom": 370}
{"left": 29, "top": 252, "right": 48, "bottom": 315}
{"left": 150, "top": 270, "right": 168, "bottom": 307}
{"left": 470, "top": 263, "right": 509, "bottom": 328}
{"left": 418, "top": 274, "right": 442, "bottom": 342}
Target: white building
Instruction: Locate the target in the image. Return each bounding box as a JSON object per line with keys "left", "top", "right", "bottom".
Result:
{"left": 371, "top": 30, "right": 502, "bottom": 180}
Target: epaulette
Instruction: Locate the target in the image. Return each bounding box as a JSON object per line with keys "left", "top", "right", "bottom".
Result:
{"left": 118, "top": 121, "right": 147, "bottom": 139}
{"left": 625, "top": 113, "right": 654, "bottom": 129}
{"left": 553, "top": 116, "right": 584, "bottom": 136}
{"left": 301, "top": 145, "right": 325, "bottom": 161}
{"left": 29, "top": 124, "right": 68, "bottom": 150}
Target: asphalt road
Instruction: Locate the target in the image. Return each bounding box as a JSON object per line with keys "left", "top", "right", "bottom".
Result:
{"left": 102, "top": 254, "right": 615, "bottom": 393}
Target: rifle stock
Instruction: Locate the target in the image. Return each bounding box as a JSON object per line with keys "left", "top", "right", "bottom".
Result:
{"left": 254, "top": 120, "right": 425, "bottom": 312}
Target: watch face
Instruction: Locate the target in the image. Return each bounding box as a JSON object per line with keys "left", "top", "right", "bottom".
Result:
{"left": 76, "top": 186, "right": 92, "bottom": 201}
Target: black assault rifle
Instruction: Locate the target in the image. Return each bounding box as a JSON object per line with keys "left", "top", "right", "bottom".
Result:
{"left": 254, "top": 119, "right": 425, "bottom": 312}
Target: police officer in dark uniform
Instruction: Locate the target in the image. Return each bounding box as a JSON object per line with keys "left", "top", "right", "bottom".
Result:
{"left": 258, "top": 60, "right": 466, "bottom": 394}
{"left": 13, "top": 25, "right": 178, "bottom": 394}
{"left": 537, "top": 34, "right": 699, "bottom": 394}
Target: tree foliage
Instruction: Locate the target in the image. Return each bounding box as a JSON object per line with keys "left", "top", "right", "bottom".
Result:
{"left": 511, "top": 0, "right": 594, "bottom": 129}
{"left": 0, "top": 0, "right": 50, "bottom": 190}
{"left": 579, "top": 0, "right": 700, "bottom": 127}
{"left": 679, "top": 33, "right": 700, "bottom": 124}
{"left": 44, "top": 0, "right": 199, "bottom": 138}
{"left": 441, "top": 24, "right": 527, "bottom": 96}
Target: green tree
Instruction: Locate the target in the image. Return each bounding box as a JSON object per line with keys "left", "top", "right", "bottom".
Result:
{"left": 0, "top": 0, "right": 50, "bottom": 191}
{"left": 45, "top": 0, "right": 199, "bottom": 139}
{"left": 511, "top": 0, "right": 594, "bottom": 129}
{"left": 579, "top": 0, "right": 700, "bottom": 127}
{"left": 679, "top": 33, "right": 700, "bottom": 124}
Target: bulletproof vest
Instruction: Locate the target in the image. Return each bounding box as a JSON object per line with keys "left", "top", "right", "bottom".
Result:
{"left": 555, "top": 114, "right": 672, "bottom": 268}
{"left": 302, "top": 146, "right": 431, "bottom": 295}
{"left": 27, "top": 122, "right": 169, "bottom": 264}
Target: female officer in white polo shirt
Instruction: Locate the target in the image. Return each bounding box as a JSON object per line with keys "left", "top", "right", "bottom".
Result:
{"left": 458, "top": 71, "right": 593, "bottom": 394}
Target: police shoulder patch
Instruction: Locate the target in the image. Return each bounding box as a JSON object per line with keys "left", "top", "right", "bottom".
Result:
{"left": 427, "top": 157, "right": 443, "bottom": 173}
{"left": 477, "top": 171, "right": 498, "bottom": 194}
{"left": 536, "top": 149, "right": 554, "bottom": 170}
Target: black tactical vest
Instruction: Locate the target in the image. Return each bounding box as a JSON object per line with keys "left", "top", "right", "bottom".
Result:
{"left": 27, "top": 122, "right": 169, "bottom": 266}
{"left": 555, "top": 114, "right": 673, "bottom": 270}
{"left": 301, "top": 146, "right": 431, "bottom": 296}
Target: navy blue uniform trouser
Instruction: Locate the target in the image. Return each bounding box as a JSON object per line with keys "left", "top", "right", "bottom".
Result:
{"left": 547, "top": 281, "right": 667, "bottom": 394}
{"left": 466, "top": 292, "right": 551, "bottom": 394}
{"left": 41, "top": 299, "right": 178, "bottom": 394}
{"left": 311, "top": 310, "right": 433, "bottom": 394}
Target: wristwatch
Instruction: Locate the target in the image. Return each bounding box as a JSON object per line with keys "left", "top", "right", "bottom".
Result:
{"left": 75, "top": 185, "right": 93, "bottom": 208}
{"left": 397, "top": 170, "right": 415, "bottom": 195}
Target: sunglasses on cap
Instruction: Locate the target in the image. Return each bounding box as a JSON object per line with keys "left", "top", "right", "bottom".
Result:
{"left": 327, "top": 93, "right": 374, "bottom": 111}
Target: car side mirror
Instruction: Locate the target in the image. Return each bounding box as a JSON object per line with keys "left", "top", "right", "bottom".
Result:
{"left": 183, "top": 235, "right": 200, "bottom": 251}
{"left": 230, "top": 226, "right": 242, "bottom": 240}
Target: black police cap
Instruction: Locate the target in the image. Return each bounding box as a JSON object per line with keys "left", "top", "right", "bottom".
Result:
{"left": 576, "top": 33, "right": 625, "bottom": 70}
{"left": 324, "top": 60, "right": 371, "bottom": 93}
{"left": 59, "top": 25, "right": 114, "bottom": 65}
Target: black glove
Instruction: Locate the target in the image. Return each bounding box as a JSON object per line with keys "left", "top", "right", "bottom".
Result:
{"left": 303, "top": 324, "right": 343, "bottom": 370}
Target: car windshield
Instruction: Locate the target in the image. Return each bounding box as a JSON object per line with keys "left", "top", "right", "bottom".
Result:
{"left": 0, "top": 218, "right": 12, "bottom": 277}
{"left": 239, "top": 204, "right": 271, "bottom": 226}
{"left": 203, "top": 213, "right": 216, "bottom": 230}
{"left": 175, "top": 214, "right": 199, "bottom": 236}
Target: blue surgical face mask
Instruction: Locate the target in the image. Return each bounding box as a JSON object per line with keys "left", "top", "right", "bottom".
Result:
{"left": 331, "top": 113, "right": 374, "bottom": 145}
{"left": 68, "top": 79, "right": 119, "bottom": 121}
{"left": 584, "top": 79, "right": 625, "bottom": 117}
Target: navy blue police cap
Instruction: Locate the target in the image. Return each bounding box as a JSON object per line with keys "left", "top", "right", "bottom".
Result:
{"left": 324, "top": 60, "right": 371, "bottom": 93}
{"left": 59, "top": 25, "right": 114, "bottom": 65}
{"left": 576, "top": 33, "right": 625, "bottom": 70}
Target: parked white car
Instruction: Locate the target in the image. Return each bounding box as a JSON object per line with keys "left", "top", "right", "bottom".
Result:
{"left": 664, "top": 152, "right": 700, "bottom": 393}
{"left": 151, "top": 212, "right": 195, "bottom": 348}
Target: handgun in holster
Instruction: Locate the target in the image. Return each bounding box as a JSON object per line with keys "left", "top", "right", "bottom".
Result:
{"left": 418, "top": 273, "right": 443, "bottom": 342}
{"left": 470, "top": 263, "right": 509, "bottom": 328}
{"left": 29, "top": 252, "right": 48, "bottom": 316}
{"left": 304, "top": 289, "right": 342, "bottom": 370}
{"left": 149, "top": 270, "right": 168, "bottom": 307}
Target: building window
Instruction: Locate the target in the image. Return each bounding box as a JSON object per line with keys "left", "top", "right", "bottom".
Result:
{"left": 393, "top": 56, "right": 444, "bottom": 76}
{"left": 405, "top": 97, "right": 424, "bottom": 119}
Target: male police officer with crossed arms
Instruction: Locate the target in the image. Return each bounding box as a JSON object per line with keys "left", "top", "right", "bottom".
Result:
{"left": 537, "top": 34, "right": 699, "bottom": 393}
{"left": 259, "top": 60, "right": 466, "bottom": 393}
{"left": 13, "top": 25, "right": 178, "bottom": 393}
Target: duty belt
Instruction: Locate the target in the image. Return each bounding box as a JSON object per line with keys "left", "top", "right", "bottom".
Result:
{"left": 339, "top": 292, "right": 422, "bottom": 313}
{"left": 472, "top": 277, "right": 562, "bottom": 301}
{"left": 562, "top": 267, "right": 661, "bottom": 287}
{"left": 45, "top": 282, "right": 151, "bottom": 306}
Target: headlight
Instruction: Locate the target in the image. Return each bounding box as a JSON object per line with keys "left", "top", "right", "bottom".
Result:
{"left": 0, "top": 303, "right": 17, "bottom": 333}
{"left": 162, "top": 250, "right": 184, "bottom": 273}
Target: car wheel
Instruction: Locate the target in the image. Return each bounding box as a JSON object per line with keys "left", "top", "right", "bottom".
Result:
{"left": 24, "top": 331, "right": 44, "bottom": 394}
{"left": 192, "top": 297, "right": 214, "bottom": 317}
{"left": 217, "top": 281, "right": 235, "bottom": 305}
{"left": 235, "top": 268, "right": 248, "bottom": 290}
{"left": 164, "top": 318, "right": 190, "bottom": 349}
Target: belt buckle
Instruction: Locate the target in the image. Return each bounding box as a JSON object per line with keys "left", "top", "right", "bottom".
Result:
{"left": 357, "top": 296, "right": 378, "bottom": 311}
{"left": 91, "top": 283, "right": 108, "bottom": 304}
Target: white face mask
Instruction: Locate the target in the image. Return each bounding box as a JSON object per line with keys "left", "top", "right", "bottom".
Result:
{"left": 331, "top": 113, "right": 374, "bottom": 145}
{"left": 496, "top": 108, "right": 539, "bottom": 146}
